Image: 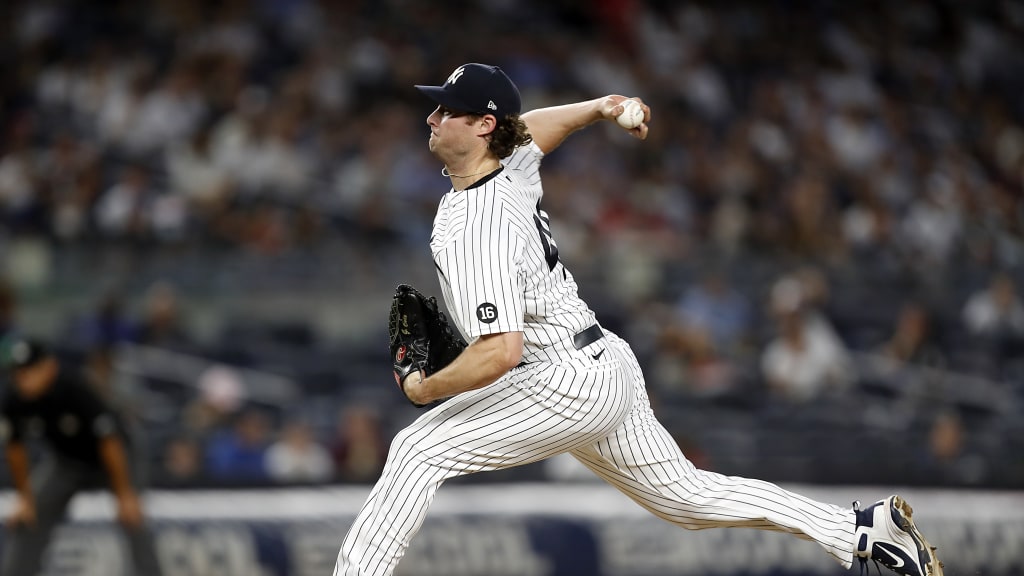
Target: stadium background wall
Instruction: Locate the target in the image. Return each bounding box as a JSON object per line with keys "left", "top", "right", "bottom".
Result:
{"left": 0, "top": 484, "right": 1021, "bottom": 576}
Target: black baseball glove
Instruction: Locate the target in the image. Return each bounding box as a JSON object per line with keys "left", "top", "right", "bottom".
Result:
{"left": 388, "top": 284, "right": 467, "bottom": 407}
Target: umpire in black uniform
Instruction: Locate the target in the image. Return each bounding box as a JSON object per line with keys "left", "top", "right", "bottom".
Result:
{"left": 0, "top": 336, "right": 162, "bottom": 575}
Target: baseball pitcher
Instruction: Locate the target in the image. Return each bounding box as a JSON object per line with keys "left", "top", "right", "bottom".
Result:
{"left": 333, "top": 63, "right": 943, "bottom": 576}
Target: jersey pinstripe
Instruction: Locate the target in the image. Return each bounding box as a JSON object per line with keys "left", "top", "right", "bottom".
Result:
{"left": 431, "top": 142, "right": 595, "bottom": 363}
{"left": 334, "top": 141, "right": 858, "bottom": 576}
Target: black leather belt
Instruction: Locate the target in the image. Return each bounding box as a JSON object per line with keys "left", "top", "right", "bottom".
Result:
{"left": 572, "top": 324, "right": 604, "bottom": 350}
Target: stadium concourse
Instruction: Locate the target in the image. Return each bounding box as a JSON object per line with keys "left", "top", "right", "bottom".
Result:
{"left": 1, "top": 0, "right": 1022, "bottom": 509}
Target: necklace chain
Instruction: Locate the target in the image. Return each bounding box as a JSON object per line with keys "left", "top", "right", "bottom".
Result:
{"left": 441, "top": 165, "right": 498, "bottom": 179}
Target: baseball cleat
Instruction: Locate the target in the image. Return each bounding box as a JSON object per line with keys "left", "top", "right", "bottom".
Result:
{"left": 853, "top": 495, "right": 944, "bottom": 576}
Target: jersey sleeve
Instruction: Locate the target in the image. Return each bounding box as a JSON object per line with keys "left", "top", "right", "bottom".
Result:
{"left": 503, "top": 141, "right": 544, "bottom": 188}
{"left": 439, "top": 207, "right": 527, "bottom": 339}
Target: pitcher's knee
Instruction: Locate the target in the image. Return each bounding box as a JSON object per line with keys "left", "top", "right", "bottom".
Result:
{"left": 638, "top": 496, "right": 738, "bottom": 531}
{"left": 643, "top": 504, "right": 703, "bottom": 530}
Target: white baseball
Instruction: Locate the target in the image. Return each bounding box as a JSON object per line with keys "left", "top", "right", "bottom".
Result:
{"left": 616, "top": 99, "right": 644, "bottom": 129}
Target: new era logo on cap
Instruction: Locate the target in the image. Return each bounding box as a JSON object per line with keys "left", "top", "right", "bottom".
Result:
{"left": 415, "top": 63, "right": 522, "bottom": 117}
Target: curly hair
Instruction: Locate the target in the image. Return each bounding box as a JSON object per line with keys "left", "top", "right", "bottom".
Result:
{"left": 482, "top": 115, "right": 533, "bottom": 159}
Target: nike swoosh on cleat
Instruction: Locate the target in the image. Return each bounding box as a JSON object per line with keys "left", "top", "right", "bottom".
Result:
{"left": 873, "top": 542, "right": 923, "bottom": 575}
{"left": 876, "top": 546, "right": 905, "bottom": 569}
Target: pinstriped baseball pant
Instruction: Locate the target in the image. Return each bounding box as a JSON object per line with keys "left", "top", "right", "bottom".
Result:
{"left": 334, "top": 332, "right": 856, "bottom": 575}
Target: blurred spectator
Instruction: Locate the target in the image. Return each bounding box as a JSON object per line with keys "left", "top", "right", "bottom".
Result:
{"left": 916, "top": 411, "right": 989, "bottom": 486}
{"left": 880, "top": 303, "right": 946, "bottom": 368}
{"left": 94, "top": 165, "right": 152, "bottom": 239}
{"left": 331, "top": 405, "right": 387, "bottom": 483}
{"left": 98, "top": 72, "right": 152, "bottom": 153}
{"left": 675, "top": 271, "right": 752, "bottom": 354}
{"left": 160, "top": 436, "right": 204, "bottom": 487}
{"left": 53, "top": 160, "right": 102, "bottom": 240}
{"left": 70, "top": 292, "right": 139, "bottom": 348}
{"left": 780, "top": 170, "right": 845, "bottom": 261}
{"left": 682, "top": 328, "right": 737, "bottom": 396}
{"left": 238, "top": 107, "right": 313, "bottom": 198}
{"left": 149, "top": 189, "right": 189, "bottom": 243}
{"left": 826, "top": 107, "right": 885, "bottom": 172}
{"left": 791, "top": 266, "right": 832, "bottom": 314}
{"left": 265, "top": 421, "right": 334, "bottom": 484}
{"left": 761, "top": 309, "right": 853, "bottom": 402}
{"left": 210, "top": 86, "right": 268, "bottom": 182}
{"left": 841, "top": 182, "right": 899, "bottom": 267}
{"left": 0, "top": 114, "right": 37, "bottom": 225}
{"left": 659, "top": 323, "right": 737, "bottom": 397}
{"left": 205, "top": 407, "right": 272, "bottom": 483}
{"left": 182, "top": 364, "right": 246, "bottom": 437}
{"left": 761, "top": 277, "right": 853, "bottom": 402}
{"left": 36, "top": 133, "right": 97, "bottom": 226}
{"left": 126, "top": 63, "right": 206, "bottom": 156}
{"left": 135, "top": 281, "right": 190, "bottom": 348}
{"left": 962, "top": 272, "right": 1024, "bottom": 338}
{"left": 901, "top": 170, "right": 964, "bottom": 266}
{"left": 329, "top": 129, "right": 400, "bottom": 242}
{"left": 166, "top": 122, "right": 235, "bottom": 214}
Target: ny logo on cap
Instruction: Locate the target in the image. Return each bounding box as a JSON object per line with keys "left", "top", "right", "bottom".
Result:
{"left": 487, "top": 100, "right": 497, "bottom": 110}
{"left": 447, "top": 66, "right": 466, "bottom": 85}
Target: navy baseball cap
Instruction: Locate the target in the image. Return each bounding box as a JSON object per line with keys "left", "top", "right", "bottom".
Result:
{"left": 0, "top": 335, "right": 48, "bottom": 371}
{"left": 415, "top": 63, "right": 522, "bottom": 118}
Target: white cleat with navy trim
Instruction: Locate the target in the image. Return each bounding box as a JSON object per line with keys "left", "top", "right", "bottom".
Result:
{"left": 853, "top": 495, "right": 944, "bottom": 576}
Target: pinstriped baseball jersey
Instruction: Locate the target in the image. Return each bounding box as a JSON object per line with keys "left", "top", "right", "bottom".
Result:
{"left": 431, "top": 142, "right": 595, "bottom": 363}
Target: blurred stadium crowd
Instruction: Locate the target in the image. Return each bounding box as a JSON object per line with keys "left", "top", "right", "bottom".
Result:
{"left": 1, "top": 0, "right": 1023, "bottom": 489}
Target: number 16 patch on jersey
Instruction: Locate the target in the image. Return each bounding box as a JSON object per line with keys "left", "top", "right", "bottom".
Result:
{"left": 476, "top": 303, "right": 498, "bottom": 323}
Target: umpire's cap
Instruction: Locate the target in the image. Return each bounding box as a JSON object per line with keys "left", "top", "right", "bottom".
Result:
{"left": 416, "top": 63, "right": 522, "bottom": 118}
{"left": 0, "top": 335, "right": 49, "bottom": 372}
